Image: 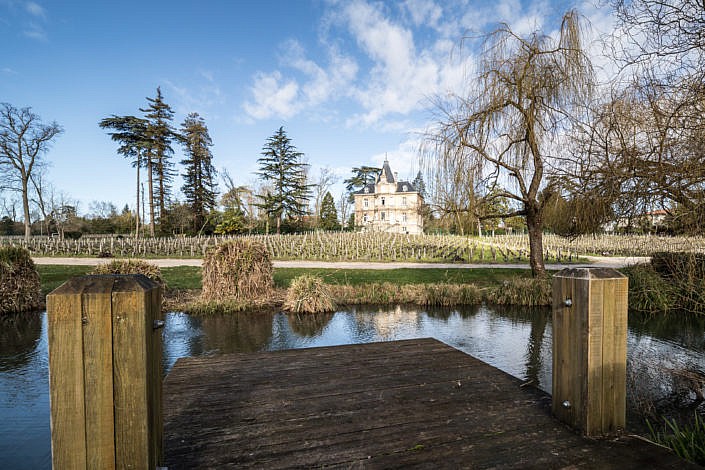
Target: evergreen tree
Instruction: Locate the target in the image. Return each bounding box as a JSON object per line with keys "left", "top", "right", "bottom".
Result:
{"left": 344, "top": 166, "right": 381, "bottom": 202}
{"left": 256, "top": 127, "right": 311, "bottom": 234}
{"left": 99, "top": 115, "right": 149, "bottom": 237}
{"left": 412, "top": 171, "right": 426, "bottom": 198}
{"left": 318, "top": 191, "right": 340, "bottom": 231}
{"left": 141, "top": 87, "right": 177, "bottom": 234}
{"left": 180, "top": 113, "right": 218, "bottom": 233}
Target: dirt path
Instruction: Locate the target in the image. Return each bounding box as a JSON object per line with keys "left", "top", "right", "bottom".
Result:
{"left": 32, "top": 256, "right": 649, "bottom": 270}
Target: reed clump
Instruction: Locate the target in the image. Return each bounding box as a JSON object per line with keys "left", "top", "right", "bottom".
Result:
{"left": 485, "top": 277, "right": 552, "bottom": 306}
{"left": 284, "top": 275, "right": 336, "bottom": 313}
{"left": 329, "top": 282, "right": 482, "bottom": 306}
{"left": 0, "top": 247, "right": 41, "bottom": 314}
{"left": 91, "top": 259, "right": 166, "bottom": 287}
{"left": 647, "top": 412, "right": 705, "bottom": 466}
{"left": 201, "top": 239, "right": 274, "bottom": 302}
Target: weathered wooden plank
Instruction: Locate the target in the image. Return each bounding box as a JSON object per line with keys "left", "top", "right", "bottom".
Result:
{"left": 47, "top": 290, "right": 88, "bottom": 469}
{"left": 164, "top": 338, "right": 697, "bottom": 469}
{"left": 81, "top": 277, "right": 116, "bottom": 469}
{"left": 111, "top": 278, "right": 153, "bottom": 469}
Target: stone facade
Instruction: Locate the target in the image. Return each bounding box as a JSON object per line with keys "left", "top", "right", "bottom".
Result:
{"left": 353, "top": 160, "right": 424, "bottom": 234}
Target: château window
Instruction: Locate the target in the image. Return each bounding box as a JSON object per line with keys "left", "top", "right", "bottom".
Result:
{"left": 381, "top": 212, "right": 386, "bottom": 221}
{"left": 364, "top": 198, "right": 369, "bottom": 208}
{"left": 402, "top": 196, "right": 407, "bottom": 206}
{"left": 363, "top": 214, "right": 368, "bottom": 222}
{"left": 381, "top": 197, "right": 385, "bottom": 206}
{"left": 402, "top": 213, "right": 407, "bottom": 222}
{"left": 403, "top": 185, "right": 408, "bottom": 191}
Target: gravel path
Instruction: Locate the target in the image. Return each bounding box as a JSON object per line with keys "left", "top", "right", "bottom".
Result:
{"left": 32, "top": 256, "right": 649, "bottom": 270}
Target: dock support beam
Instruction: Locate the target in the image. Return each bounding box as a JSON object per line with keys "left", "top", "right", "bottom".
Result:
{"left": 47, "top": 275, "right": 163, "bottom": 469}
{"left": 552, "top": 268, "right": 628, "bottom": 436}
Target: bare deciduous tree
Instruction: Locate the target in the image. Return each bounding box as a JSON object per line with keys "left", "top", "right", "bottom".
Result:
{"left": 427, "top": 11, "right": 593, "bottom": 276}
{"left": 0, "top": 103, "right": 63, "bottom": 240}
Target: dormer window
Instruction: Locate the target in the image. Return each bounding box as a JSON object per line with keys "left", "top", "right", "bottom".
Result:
{"left": 403, "top": 185, "right": 408, "bottom": 191}
{"left": 364, "top": 187, "right": 369, "bottom": 194}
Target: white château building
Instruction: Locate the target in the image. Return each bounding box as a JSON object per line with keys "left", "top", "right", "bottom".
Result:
{"left": 353, "top": 159, "right": 424, "bottom": 234}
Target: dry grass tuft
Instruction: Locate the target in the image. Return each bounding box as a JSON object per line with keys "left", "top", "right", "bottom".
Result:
{"left": 284, "top": 275, "right": 336, "bottom": 313}
{"left": 91, "top": 259, "right": 166, "bottom": 287}
{"left": 0, "top": 247, "right": 41, "bottom": 314}
{"left": 485, "top": 277, "right": 552, "bottom": 306}
{"left": 201, "top": 239, "right": 274, "bottom": 302}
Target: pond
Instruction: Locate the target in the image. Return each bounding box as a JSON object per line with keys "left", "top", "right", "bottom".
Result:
{"left": 1, "top": 305, "right": 704, "bottom": 469}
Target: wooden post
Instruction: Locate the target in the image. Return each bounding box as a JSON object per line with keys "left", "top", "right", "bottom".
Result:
{"left": 552, "top": 268, "right": 628, "bottom": 437}
{"left": 47, "top": 275, "right": 163, "bottom": 469}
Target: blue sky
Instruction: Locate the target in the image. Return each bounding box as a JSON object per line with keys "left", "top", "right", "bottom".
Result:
{"left": 1, "top": 0, "right": 614, "bottom": 215}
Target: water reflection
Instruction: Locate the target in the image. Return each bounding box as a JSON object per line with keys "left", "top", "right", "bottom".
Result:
{"left": 1, "top": 306, "right": 704, "bottom": 469}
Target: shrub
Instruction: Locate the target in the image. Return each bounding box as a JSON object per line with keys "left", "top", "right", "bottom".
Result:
{"left": 485, "top": 276, "right": 552, "bottom": 306}
{"left": 647, "top": 412, "right": 705, "bottom": 466}
{"left": 421, "top": 284, "right": 481, "bottom": 306}
{"left": 0, "top": 247, "right": 42, "bottom": 314}
{"left": 91, "top": 259, "right": 165, "bottom": 287}
{"left": 284, "top": 275, "right": 336, "bottom": 313}
{"left": 621, "top": 264, "right": 674, "bottom": 314}
{"left": 201, "top": 239, "right": 273, "bottom": 302}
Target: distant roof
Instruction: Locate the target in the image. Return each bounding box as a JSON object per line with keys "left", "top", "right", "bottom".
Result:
{"left": 378, "top": 159, "right": 395, "bottom": 183}
{"left": 352, "top": 159, "right": 418, "bottom": 194}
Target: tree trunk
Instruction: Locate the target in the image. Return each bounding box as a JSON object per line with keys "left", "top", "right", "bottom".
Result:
{"left": 276, "top": 216, "right": 281, "bottom": 235}
{"left": 22, "top": 176, "right": 31, "bottom": 241}
{"left": 526, "top": 209, "right": 546, "bottom": 278}
{"left": 147, "top": 156, "right": 155, "bottom": 237}
{"left": 135, "top": 153, "right": 141, "bottom": 238}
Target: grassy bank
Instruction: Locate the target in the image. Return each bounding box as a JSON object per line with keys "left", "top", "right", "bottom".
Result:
{"left": 37, "top": 265, "right": 549, "bottom": 312}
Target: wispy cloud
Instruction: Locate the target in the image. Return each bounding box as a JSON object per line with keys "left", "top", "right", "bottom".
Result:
{"left": 1, "top": 67, "right": 18, "bottom": 75}
{"left": 22, "top": 20, "right": 46, "bottom": 40}
{"left": 24, "top": 1, "right": 45, "bottom": 18}
{"left": 165, "top": 71, "right": 225, "bottom": 119}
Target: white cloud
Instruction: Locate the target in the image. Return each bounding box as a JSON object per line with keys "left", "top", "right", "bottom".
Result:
{"left": 24, "top": 1, "right": 44, "bottom": 18}
{"left": 243, "top": 71, "right": 300, "bottom": 120}
{"left": 402, "top": 0, "right": 442, "bottom": 29}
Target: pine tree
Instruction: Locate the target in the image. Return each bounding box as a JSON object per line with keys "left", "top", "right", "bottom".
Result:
{"left": 412, "top": 171, "right": 426, "bottom": 198}
{"left": 344, "top": 166, "right": 381, "bottom": 202}
{"left": 141, "top": 87, "right": 177, "bottom": 234}
{"left": 180, "top": 113, "right": 218, "bottom": 233}
{"left": 256, "top": 126, "right": 311, "bottom": 234}
{"left": 318, "top": 191, "right": 340, "bottom": 231}
{"left": 99, "top": 115, "right": 149, "bottom": 237}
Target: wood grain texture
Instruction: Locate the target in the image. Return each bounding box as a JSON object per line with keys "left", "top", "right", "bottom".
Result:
{"left": 47, "top": 289, "right": 88, "bottom": 469}
{"left": 47, "top": 274, "right": 162, "bottom": 470}
{"left": 552, "top": 268, "right": 628, "bottom": 436}
{"left": 163, "top": 338, "right": 696, "bottom": 469}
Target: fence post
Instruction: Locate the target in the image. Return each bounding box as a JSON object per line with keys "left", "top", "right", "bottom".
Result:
{"left": 552, "top": 268, "right": 628, "bottom": 436}
{"left": 47, "top": 274, "right": 163, "bottom": 469}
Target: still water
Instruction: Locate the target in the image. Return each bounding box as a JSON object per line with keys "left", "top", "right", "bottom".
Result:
{"left": 1, "top": 305, "right": 704, "bottom": 469}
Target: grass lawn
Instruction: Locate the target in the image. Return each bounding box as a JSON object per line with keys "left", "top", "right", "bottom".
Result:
{"left": 38, "top": 265, "right": 534, "bottom": 294}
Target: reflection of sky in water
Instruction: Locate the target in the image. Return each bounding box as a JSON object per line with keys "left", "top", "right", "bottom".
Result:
{"left": 1, "top": 307, "right": 704, "bottom": 469}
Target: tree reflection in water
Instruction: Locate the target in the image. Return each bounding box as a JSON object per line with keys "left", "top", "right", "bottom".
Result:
{"left": 0, "top": 311, "right": 42, "bottom": 372}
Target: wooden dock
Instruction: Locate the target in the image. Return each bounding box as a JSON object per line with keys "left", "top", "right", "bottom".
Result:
{"left": 162, "top": 338, "right": 696, "bottom": 469}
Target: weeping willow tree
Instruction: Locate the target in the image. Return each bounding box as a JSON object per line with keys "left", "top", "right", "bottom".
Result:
{"left": 427, "top": 11, "right": 593, "bottom": 277}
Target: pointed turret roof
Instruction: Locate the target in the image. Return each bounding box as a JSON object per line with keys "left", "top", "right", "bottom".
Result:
{"left": 379, "top": 157, "right": 395, "bottom": 183}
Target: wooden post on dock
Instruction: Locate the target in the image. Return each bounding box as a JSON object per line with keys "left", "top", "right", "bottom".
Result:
{"left": 552, "top": 268, "right": 628, "bottom": 437}
{"left": 46, "top": 275, "right": 163, "bottom": 469}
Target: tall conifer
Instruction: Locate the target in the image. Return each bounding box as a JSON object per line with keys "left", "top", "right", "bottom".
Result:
{"left": 180, "top": 113, "right": 218, "bottom": 233}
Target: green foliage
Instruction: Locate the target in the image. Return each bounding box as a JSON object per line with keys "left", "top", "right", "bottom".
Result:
{"left": 621, "top": 264, "right": 675, "bottom": 314}
{"left": 256, "top": 127, "right": 311, "bottom": 233}
{"left": 0, "top": 247, "right": 41, "bottom": 314}
{"left": 180, "top": 113, "right": 218, "bottom": 233}
{"left": 91, "top": 259, "right": 166, "bottom": 287}
{"left": 344, "top": 166, "right": 381, "bottom": 202}
{"left": 318, "top": 191, "right": 340, "bottom": 231}
{"left": 284, "top": 275, "right": 336, "bottom": 313}
{"left": 215, "top": 208, "right": 248, "bottom": 235}
{"left": 647, "top": 413, "right": 705, "bottom": 466}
